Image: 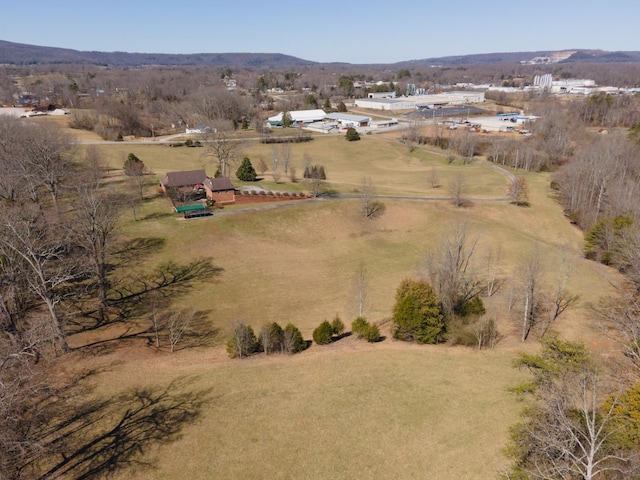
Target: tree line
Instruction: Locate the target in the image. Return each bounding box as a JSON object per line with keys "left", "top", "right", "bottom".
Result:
{"left": 0, "top": 116, "right": 219, "bottom": 477}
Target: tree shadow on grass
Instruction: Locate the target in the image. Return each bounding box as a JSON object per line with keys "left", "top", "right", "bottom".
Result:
{"left": 141, "top": 211, "right": 174, "bottom": 221}
{"left": 71, "top": 257, "right": 222, "bottom": 337}
{"left": 33, "top": 377, "right": 212, "bottom": 480}
{"left": 112, "top": 236, "right": 167, "bottom": 264}
{"left": 332, "top": 332, "right": 352, "bottom": 342}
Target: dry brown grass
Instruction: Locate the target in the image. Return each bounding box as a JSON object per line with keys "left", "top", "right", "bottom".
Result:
{"left": 59, "top": 130, "right": 623, "bottom": 479}
{"left": 91, "top": 340, "right": 526, "bottom": 480}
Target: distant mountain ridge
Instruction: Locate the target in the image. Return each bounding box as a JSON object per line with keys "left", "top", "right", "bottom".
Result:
{"left": 396, "top": 50, "right": 640, "bottom": 66}
{"left": 1, "top": 40, "right": 639, "bottom": 67}
{"left": 0, "top": 40, "right": 317, "bottom": 67}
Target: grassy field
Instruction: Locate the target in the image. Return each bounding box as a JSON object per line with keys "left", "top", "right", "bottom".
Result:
{"left": 95, "top": 134, "right": 510, "bottom": 198}
{"left": 54, "top": 121, "right": 623, "bottom": 479}
{"left": 91, "top": 343, "right": 526, "bottom": 480}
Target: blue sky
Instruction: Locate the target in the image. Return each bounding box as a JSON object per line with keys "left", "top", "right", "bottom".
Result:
{"left": 3, "top": 0, "right": 638, "bottom": 64}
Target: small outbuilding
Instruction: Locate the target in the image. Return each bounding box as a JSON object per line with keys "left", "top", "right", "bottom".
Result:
{"left": 204, "top": 177, "right": 236, "bottom": 204}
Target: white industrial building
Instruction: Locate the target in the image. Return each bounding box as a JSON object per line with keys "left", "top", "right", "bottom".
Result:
{"left": 413, "top": 91, "right": 485, "bottom": 107}
{"left": 355, "top": 91, "right": 485, "bottom": 111}
{"left": 267, "top": 109, "right": 326, "bottom": 126}
{"left": 550, "top": 79, "right": 596, "bottom": 94}
{"left": 324, "top": 112, "right": 371, "bottom": 128}
{"left": 367, "top": 91, "right": 397, "bottom": 99}
{"left": 354, "top": 98, "right": 416, "bottom": 111}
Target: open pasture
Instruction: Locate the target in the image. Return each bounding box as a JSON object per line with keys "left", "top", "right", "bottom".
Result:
{"left": 68, "top": 131, "right": 620, "bottom": 479}
{"left": 96, "top": 343, "right": 525, "bottom": 480}
{"left": 96, "top": 134, "right": 510, "bottom": 198}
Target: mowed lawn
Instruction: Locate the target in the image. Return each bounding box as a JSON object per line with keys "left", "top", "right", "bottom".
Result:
{"left": 65, "top": 130, "right": 621, "bottom": 479}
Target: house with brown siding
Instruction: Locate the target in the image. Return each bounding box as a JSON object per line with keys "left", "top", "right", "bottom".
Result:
{"left": 204, "top": 177, "right": 236, "bottom": 204}
{"left": 160, "top": 170, "right": 208, "bottom": 193}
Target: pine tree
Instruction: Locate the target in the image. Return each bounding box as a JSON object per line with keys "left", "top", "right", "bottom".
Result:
{"left": 236, "top": 157, "right": 257, "bottom": 182}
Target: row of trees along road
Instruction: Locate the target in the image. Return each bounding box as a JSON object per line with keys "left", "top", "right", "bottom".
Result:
{"left": 0, "top": 116, "right": 219, "bottom": 478}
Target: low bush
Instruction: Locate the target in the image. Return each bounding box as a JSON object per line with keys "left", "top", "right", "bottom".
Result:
{"left": 351, "top": 317, "right": 380, "bottom": 342}
{"left": 351, "top": 317, "right": 369, "bottom": 337}
{"left": 313, "top": 320, "right": 334, "bottom": 345}
{"left": 362, "top": 323, "right": 380, "bottom": 343}
{"left": 331, "top": 315, "right": 345, "bottom": 336}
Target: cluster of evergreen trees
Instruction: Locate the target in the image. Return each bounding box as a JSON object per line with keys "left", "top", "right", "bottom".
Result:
{"left": 227, "top": 322, "right": 306, "bottom": 358}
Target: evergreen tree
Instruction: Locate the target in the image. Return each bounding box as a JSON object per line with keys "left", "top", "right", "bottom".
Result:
{"left": 124, "top": 153, "right": 144, "bottom": 176}
{"left": 258, "top": 322, "right": 284, "bottom": 354}
{"left": 392, "top": 279, "right": 445, "bottom": 344}
{"left": 331, "top": 315, "right": 345, "bottom": 336}
{"left": 236, "top": 157, "right": 257, "bottom": 181}
{"left": 313, "top": 320, "right": 334, "bottom": 345}
{"left": 345, "top": 127, "right": 360, "bottom": 141}
{"left": 283, "top": 323, "right": 306, "bottom": 354}
{"left": 227, "top": 323, "right": 258, "bottom": 358}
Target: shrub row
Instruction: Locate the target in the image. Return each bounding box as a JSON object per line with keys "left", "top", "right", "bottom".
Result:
{"left": 351, "top": 317, "right": 381, "bottom": 343}
{"left": 227, "top": 322, "right": 306, "bottom": 358}
{"left": 261, "top": 135, "right": 313, "bottom": 144}
{"left": 312, "top": 315, "right": 345, "bottom": 345}
{"left": 237, "top": 190, "right": 308, "bottom": 198}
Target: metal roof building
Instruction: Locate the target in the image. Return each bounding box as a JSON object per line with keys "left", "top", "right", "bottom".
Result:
{"left": 267, "top": 109, "right": 327, "bottom": 126}
{"left": 324, "top": 113, "right": 371, "bottom": 127}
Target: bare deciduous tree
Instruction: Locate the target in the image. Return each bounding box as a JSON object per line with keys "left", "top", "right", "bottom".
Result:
{"left": 511, "top": 176, "right": 530, "bottom": 206}
{"left": 0, "top": 206, "right": 78, "bottom": 353}
{"left": 258, "top": 322, "right": 283, "bottom": 355}
{"left": 203, "top": 131, "right": 241, "bottom": 177}
{"left": 360, "top": 177, "right": 385, "bottom": 219}
{"left": 67, "top": 181, "right": 125, "bottom": 324}
{"left": 0, "top": 117, "right": 31, "bottom": 202}
{"left": 540, "top": 252, "right": 579, "bottom": 338}
{"left": 595, "top": 287, "right": 640, "bottom": 377}
{"left": 21, "top": 122, "right": 75, "bottom": 211}
{"left": 452, "top": 130, "right": 478, "bottom": 164}
{"left": 469, "top": 318, "right": 500, "bottom": 350}
{"left": 257, "top": 156, "right": 268, "bottom": 176}
{"left": 353, "top": 263, "right": 369, "bottom": 318}
{"left": 164, "top": 309, "right": 195, "bottom": 353}
{"left": 279, "top": 143, "right": 292, "bottom": 175}
{"left": 429, "top": 165, "right": 439, "bottom": 188}
{"left": 516, "top": 368, "right": 629, "bottom": 480}
{"left": 302, "top": 152, "right": 312, "bottom": 173}
{"left": 485, "top": 245, "right": 504, "bottom": 297}
{"left": 425, "top": 222, "right": 482, "bottom": 319}
{"left": 517, "top": 244, "right": 544, "bottom": 342}
{"left": 403, "top": 120, "right": 422, "bottom": 152}
{"left": 448, "top": 173, "right": 469, "bottom": 207}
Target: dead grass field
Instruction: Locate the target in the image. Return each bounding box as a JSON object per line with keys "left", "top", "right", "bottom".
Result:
{"left": 56, "top": 126, "right": 623, "bottom": 479}
{"left": 91, "top": 342, "right": 526, "bottom": 480}
{"left": 94, "top": 134, "right": 510, "bottom": 198}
